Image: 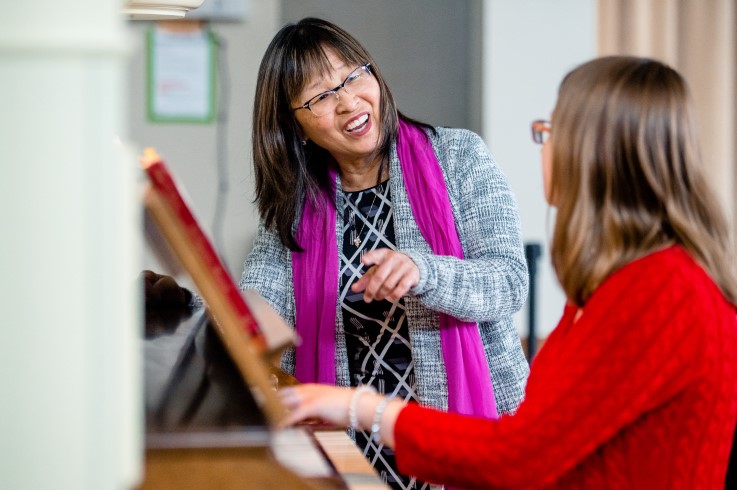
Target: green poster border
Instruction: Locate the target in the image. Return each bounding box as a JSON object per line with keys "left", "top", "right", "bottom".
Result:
{"left": 146, "top": 26, "right": 217, "bottom": 124}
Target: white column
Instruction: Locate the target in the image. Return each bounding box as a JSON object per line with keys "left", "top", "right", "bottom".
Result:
{"left": 0, "top": 1, "right": 141, "bottom": 489}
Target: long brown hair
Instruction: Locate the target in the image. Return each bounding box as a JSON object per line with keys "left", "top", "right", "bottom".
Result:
{"left": 252, "top": 17, "right": 430, "bottom": 251}
{"left": 549, "top": 56, "right": 737, "bottom": 306}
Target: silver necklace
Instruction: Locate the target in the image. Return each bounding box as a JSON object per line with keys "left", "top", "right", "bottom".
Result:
{"left": 351, "top": 186, "right": 381, "bottom": 247}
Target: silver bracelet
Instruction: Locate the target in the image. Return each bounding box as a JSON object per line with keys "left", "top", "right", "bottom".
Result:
{"left": 349, "top": 385, "right": 376, "bottom": 430}
{"left": 371, "top": 396, "right": 392, "bottom": 444}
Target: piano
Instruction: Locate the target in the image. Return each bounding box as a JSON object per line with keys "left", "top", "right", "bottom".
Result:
{"left": 139, "top": 306, "right": 388, "bottom": 489}
{"left": 138, "top": 153, "right": 387, "bottom": 489}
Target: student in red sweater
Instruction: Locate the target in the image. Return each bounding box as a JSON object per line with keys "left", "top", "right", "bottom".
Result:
{"left": 279, "top": 56, "right": 737, "bottom": 489}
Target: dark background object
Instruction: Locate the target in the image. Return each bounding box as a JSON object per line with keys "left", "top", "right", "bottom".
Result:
{"left": 524, "top": 242, "right": 543, "bottom": 361}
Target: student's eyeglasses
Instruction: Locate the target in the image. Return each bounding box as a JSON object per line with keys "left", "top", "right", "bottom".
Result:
{"left": 293, "top": 63, "right": 373, "bottom": 117}
{"left": 531, "top": 119, "right": 551, "bottom": 144}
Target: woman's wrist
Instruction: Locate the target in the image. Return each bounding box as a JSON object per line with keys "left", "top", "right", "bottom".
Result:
{"left": 370, "top": 396, "right": 392, "bottom": 443}
{"left": 378, "top": 399, "right": 405, "bottom": 448}
{"left": 348, "top": 385, "right": 376, "bottom": 430}
{"left": 355, "top": 393, "right": 406, "bottom": 448}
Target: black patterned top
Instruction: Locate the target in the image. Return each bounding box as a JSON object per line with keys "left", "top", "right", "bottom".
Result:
{"left": 340, "top": 180, "right": 429, "bottom": 490}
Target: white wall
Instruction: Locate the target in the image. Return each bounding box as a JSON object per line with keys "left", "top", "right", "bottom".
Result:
{"left": 1, "top": 1, "right": 140, "bottom": 488}
{"left": 129, "top": 1, "right": 281, "bottom": 286}
{"left": 483, "top": 0, "right": 597, "bottom": 337}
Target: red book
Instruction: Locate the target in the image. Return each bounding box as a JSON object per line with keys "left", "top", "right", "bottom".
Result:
{"left": 141, "top": 148, "right": 267, "bottom": 350}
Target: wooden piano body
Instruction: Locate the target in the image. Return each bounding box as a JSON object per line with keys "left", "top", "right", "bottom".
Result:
{"left": 140, "top": 308, "right": 387, "bottom": 490}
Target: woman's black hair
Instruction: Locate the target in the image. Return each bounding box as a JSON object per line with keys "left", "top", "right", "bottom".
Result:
{"left": 252, "top": 17, "right": 434, "bottom": 251}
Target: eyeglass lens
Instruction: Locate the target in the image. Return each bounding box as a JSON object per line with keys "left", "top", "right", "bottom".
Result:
{"left": 531, "top": 120, "right": 550, "bottom": 144}
{"left": 307, "top": 65, "right": 372, "bottom": 116}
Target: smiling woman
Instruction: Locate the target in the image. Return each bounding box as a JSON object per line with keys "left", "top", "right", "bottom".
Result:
{"left": 240, "top": 17, "right": 530, "bottom": 489}
{"left": 289, "top": 53, "right": 383, "bottom": 187}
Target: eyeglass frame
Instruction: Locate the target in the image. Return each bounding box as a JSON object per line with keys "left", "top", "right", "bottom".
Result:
{"left": 291, "top": 63, "right": 373, "bottom": 116}
{"left": 531, "top": 119, "right": 551, "bottom": 145}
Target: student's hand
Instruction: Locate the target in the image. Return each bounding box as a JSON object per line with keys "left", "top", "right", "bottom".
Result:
{"left": 279, "top": 384, "right": 405, "bottom": 448}
{"left": 278, "top": 384, "right": 354, "bottom": 428}
{"left": 350, "top": 249, "right": 419, "bottom": 303}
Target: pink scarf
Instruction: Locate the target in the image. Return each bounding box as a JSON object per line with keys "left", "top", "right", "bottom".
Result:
{"left": 292, "top": 120, "right": 498, "bottom": 418}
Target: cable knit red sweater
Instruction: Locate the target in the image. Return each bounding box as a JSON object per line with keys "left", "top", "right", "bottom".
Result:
{"left": 394, "top": 246, "right": 737, "bottom": 489}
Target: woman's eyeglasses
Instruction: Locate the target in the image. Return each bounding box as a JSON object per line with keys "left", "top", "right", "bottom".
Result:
{"left": 293, "top": 63, "right": 373, "bottom": 117}
{"left": 531, "top": 120, "right": 551, "bottom": 145}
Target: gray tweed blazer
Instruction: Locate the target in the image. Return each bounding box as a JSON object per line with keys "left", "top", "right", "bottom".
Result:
{"left": 239, "top": 126, "right": 529, "bottom": 415}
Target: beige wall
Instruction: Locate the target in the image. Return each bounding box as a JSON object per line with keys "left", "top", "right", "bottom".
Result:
{"left": 598, "top": 0, "right": 736, "bottom": 237}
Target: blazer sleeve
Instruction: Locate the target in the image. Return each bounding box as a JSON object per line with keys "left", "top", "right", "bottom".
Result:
{"left": 405, "top": 130, "right": 528, "bottom": 323}
{"left": 238, "top": 221, "right": 295, "bottom": 327}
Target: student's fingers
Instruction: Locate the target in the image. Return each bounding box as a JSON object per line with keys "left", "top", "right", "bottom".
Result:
{"left": 277, "top": 385, "right": 353, "bottom": 428}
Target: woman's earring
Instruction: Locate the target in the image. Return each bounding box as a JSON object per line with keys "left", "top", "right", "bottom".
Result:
{"left": 301, "top": 140, "right": 307, "bottom": 146}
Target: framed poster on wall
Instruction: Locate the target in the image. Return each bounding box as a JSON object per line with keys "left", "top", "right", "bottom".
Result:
{"left": 147, "top": 22, "right": 216, "bottom": 123}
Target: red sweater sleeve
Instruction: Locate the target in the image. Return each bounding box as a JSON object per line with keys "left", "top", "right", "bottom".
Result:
{"left": 394, "top": 247, "right": 736, "bottom": 489}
